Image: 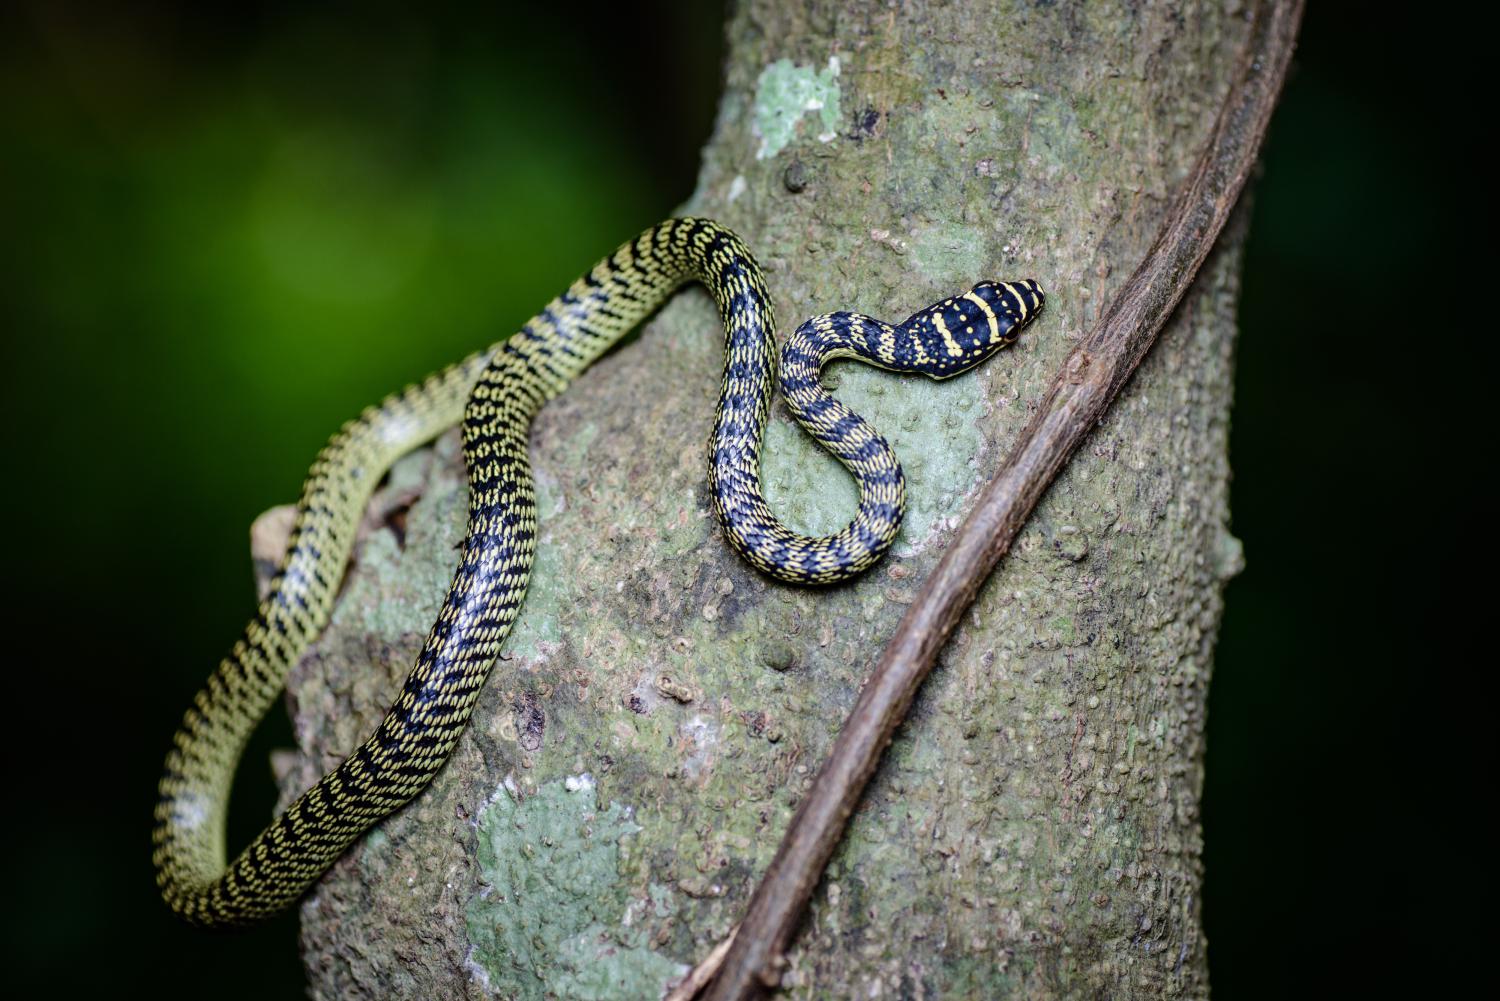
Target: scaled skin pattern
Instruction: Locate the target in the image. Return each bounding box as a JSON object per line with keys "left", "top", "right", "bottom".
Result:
{"left": 153, "top": 216, "right": 1041, "bottom": 926}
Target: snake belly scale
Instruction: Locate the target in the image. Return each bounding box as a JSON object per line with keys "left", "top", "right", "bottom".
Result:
{"left": 154, "top": 218, "right": 1043, "bottom": 925}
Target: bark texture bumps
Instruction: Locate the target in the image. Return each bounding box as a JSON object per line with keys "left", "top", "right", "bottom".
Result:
{"left": 279, "top": 2, "right": 1250, "bottom": 997}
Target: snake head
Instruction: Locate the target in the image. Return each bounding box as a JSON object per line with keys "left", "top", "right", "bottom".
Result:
{"left": 906, "top": 278, "right": 1045, "bottom": 379}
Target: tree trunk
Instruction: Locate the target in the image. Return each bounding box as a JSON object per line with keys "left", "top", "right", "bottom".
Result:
{"left": 279, "top": 2, "right": 1250, "bottom": 997}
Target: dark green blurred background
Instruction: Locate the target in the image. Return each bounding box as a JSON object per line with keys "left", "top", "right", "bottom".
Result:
{"left": 0, "top": 4, "right": 1443, "bottom": 997}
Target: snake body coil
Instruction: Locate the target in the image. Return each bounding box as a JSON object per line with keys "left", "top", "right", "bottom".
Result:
{"left": 154, "top": 218, "right": 1043, "bottom": 925}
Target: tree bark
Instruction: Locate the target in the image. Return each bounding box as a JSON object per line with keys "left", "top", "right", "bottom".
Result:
{"left": 280, "top": 2, "right": 1251, "bottom": 997}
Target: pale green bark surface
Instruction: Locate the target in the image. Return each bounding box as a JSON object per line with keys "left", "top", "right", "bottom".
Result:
{"left": 279, "top": 2, "right": 1250, "bottom": 996}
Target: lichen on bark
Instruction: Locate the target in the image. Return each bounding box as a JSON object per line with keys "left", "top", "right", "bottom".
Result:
{"left": 464, "top": 777, "right": 682, "bottom": 999}
{"left": 277, "top": 2, "right": 1252, "bottom": 997}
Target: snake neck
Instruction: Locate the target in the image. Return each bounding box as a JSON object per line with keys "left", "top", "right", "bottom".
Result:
{"left": 709, "top": 310, "right": 908, "bottom": 586}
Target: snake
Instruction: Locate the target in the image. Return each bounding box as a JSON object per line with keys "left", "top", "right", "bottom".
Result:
{"left": 153, "top": 217, "right": 1044, "bottom": 926}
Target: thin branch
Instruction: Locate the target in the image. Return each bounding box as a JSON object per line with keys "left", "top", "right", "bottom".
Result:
{"left": 696, "top": 2, "right": 1304, "bottom": 998}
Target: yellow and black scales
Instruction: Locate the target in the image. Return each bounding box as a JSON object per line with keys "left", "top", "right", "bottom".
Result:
{"left": 154, "top": 218, "right": 1044, "bottom": 925}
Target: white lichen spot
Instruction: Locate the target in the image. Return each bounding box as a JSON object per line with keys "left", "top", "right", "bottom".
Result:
{"left": 563, "top": 772, "right": 595, "bottom": 793}
{"left": 678, "top": 715, "right": 720, "bottom": 780}
{"left": 753, "top": 57, "right": 843, "bottom": 159}
{"left": 727, "top": 174, "right": 747, "bottom": 203}
{"left": 463, "top": 945, "right": 496, "bottom": 995}
{"left": 172, "top": 792, "right": 210, "bottom": 832}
